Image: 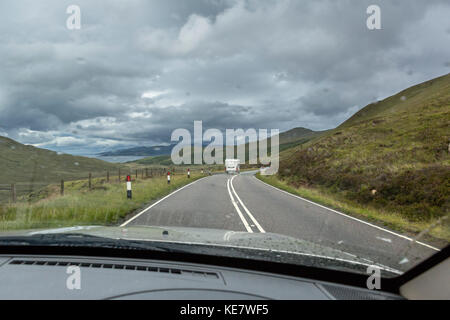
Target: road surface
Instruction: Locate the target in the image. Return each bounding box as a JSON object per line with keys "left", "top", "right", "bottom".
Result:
{"left": 122, "top": 172, "right": 439, "bottom": 272}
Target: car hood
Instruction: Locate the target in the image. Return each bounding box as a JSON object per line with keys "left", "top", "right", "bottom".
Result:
{"left": 1, "top": 225, "right": 402, "bottom": 276}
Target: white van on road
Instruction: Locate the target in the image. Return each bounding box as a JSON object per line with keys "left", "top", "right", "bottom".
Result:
{"left": 225, "top": 159, "right": 240, "bottom": 174}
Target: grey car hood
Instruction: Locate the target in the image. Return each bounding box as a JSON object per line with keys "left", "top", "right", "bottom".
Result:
{"left": 10, "top": 225, "right": 402, "bottom": 276}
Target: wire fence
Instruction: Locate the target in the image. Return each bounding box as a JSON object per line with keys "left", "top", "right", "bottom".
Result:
{"left": 0, "top": 166, "right": 214, "bottom": 205}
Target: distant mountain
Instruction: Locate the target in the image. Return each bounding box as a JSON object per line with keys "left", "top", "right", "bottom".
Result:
{"left": 129, "top": 127, "right": 324, "bottom": 166}
{"left": 98, "top": 144, "right": 175, "bottom": 157}
{"left": 276, "top": 127, "right": 326, "bottom": 152}
{"left": 278, "top": 127, "right": 320, "bottom": 144}
{"left": 104, "top": 127, "right": 323, "bottom": 158}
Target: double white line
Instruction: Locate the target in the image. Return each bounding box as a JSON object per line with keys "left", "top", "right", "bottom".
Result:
{"left": 226, "top": 175, "right": 265, "bottom": 233}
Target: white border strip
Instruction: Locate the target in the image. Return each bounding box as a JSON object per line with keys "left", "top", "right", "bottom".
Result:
{"left": 120, "top": 177, "right": 206, "bottom": 227}
{"left": 230, "top": 175, "right": 265, "bottom": 233}
{"left": 255, "top": 177, "right": 440, "bottom": 252}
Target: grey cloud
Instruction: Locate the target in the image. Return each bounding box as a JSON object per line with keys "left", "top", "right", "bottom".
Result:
{"left": 0, "top": 0, "right": 449, "bottom": 154}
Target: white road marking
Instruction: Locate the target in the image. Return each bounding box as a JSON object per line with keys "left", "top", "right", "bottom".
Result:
{"left": 230, "top": 175, "right": 265, "bottom": 233}
{"left": 254, "top": 177, "right": 440, "bottom": 252}
{"left": 120, "top": 177, "right": 206, "bottom": 227}
{"left": 344, "top": 252, "right": 357, "bottom": 258}
{"left": 226, "top": 178, "right": 253, "bottom": 233}
{"left": 376, "top": 237, "right": 392, "bottom": 243}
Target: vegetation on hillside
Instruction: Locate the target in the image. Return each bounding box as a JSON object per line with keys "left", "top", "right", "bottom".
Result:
{"left": 275, "top": 74, "right": 450, "bottom": 240}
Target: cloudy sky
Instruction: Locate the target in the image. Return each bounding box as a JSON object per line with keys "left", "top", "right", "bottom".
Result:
{"left": 0, "top": 0, "right": 449, "bottom": 155}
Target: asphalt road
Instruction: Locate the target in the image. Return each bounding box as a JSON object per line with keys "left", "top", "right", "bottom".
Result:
{"left": 123, "top": 172, "right": 439, "bottom": 272}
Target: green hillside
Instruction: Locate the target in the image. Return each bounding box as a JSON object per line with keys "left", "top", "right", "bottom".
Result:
{"left": 0, "top": 136, "right": 124, "bottom": 202}
{"left": 277, "top": 73, "right": 450, "bottom": 229}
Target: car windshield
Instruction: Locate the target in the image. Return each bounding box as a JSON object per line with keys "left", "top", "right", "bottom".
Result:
{"left": 0, "top": 0, "right": 449, "bottom": 280}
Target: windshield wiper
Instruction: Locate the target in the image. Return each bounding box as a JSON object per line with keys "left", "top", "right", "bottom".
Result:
{"left": 0, "top": 233, "right": 178, "bottom": 252}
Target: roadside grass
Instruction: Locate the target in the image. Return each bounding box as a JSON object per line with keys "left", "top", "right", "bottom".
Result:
{"left": 0, "top": 173, "right": 203, "bottom": 230}
{"left": 256, "top": 173, "right": 450, "bottom": 245}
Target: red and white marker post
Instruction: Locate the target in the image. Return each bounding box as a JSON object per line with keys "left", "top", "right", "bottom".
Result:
{"left": 126, "top": 175, "right": 132, "bottom": 199}
{"left": 167, "top": 171, "right": 171, "bottom": 184}
{"left": 187, "top": 168, "right": 190, "bottom": 178}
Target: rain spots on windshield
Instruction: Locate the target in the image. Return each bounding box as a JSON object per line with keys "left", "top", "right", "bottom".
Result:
{"left": 76, "top": 57, "right": 86, "bottom": 65}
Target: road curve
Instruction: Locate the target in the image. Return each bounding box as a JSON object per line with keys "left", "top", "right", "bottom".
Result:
{"left": 123, "top": 172, "right": 438, "bottom": 271}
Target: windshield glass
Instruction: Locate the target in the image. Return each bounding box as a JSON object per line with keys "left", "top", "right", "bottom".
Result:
{"left": 0, "top": 0, "right": 449, "bottom": 280}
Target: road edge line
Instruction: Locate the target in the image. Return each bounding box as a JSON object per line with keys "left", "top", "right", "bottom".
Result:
{"left": 254, "top": 176, "right": 440, "bottom": 252}
{"left": 120, "top": 177, "right": 206, "bottom": 227}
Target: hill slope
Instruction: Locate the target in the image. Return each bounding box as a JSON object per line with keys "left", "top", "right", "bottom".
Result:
{"left": 277, "top": 127, "right": 325, "bottom": 152}
{"left": 279, "top": 73, "right": 450, "bottom": 223}
{"left": 0, "top": 136, "right": 124, "bottom": 202}
{"left": 279, "top": 127, "right": 319, "bottom": 144}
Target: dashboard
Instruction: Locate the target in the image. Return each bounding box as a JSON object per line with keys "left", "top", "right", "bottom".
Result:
{"left": 0, "top": 255, "right": 403, "bottom": 300}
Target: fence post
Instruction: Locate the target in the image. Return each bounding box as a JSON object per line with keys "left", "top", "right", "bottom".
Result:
{"left": 89, "top": 173, "right": 92, "bottom": 190}
{"left": 119, "top": 169, "right": 121, "bottom": 182}
{"left": 11, "top": 183, "right": 16, "bottom": 203}
{"left": 107, "top": 171, "right": 109, "bottom": 183}
{"left": 135, "top": 169, "right": 138, "bottom": 179}
{"left": 61, "top": 179, "right": 64, "bottom": 196}
{"left": 145, "top": 168, "right": 148, "bottom": 178}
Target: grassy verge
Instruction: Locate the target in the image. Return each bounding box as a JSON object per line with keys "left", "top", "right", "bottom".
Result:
{"left": 0, "top": 173, "right": 203, "bottom": 230}
{"left": 256, "top": 173, "right": 450, "bottom": 245}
